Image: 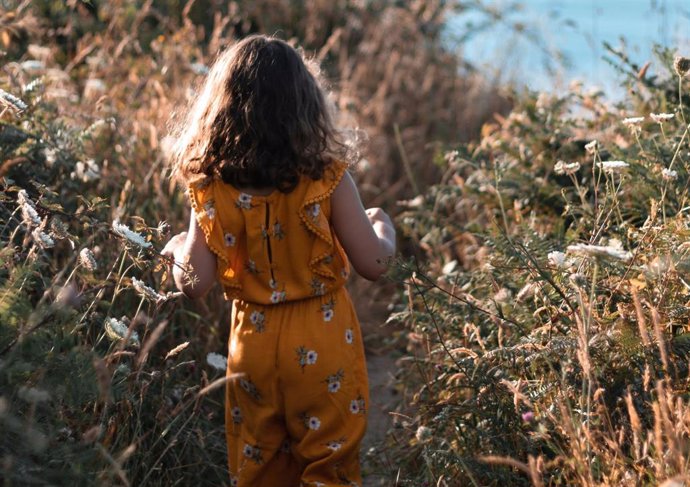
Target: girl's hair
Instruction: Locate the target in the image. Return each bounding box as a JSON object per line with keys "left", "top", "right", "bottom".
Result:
{"left": 170, "top": 35, "right": 347, "bottom": 192}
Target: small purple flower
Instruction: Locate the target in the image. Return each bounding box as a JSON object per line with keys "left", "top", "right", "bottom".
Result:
{"left": 522, "top": 411, "right": 535, "bottom": 423}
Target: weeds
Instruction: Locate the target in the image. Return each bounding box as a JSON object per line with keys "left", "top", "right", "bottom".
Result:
{"left": 386, "top": 47, "right": 690, "bottom": 486}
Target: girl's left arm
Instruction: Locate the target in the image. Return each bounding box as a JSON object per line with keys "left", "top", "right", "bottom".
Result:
{"left": 162, "top": 209, "right": 217, "bottom": 299}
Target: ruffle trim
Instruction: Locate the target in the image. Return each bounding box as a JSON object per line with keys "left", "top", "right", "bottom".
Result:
{"left": 187, "top": 178, "right": 242, "bottom": 296}
{"left": 298, "top": 161, "right": 348, "bottom": 281}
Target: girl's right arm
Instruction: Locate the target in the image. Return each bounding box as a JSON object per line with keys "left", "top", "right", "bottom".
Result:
{"left": 161, "top": 209, "right": 217, "bottom": 299}
{"left": 331, "top": 172, "right": 396, "bottom": 281}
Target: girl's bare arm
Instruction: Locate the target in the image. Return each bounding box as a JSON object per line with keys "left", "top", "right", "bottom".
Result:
{"left": 331, "top": 172, "right": 396, "bottom": 281}
{"left": 162, "top": 209, "right": 217, "bottom": 298}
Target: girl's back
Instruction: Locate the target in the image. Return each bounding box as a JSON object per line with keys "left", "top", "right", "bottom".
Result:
{"left": 188, "top": 161, "right": 350, "bottom": 305}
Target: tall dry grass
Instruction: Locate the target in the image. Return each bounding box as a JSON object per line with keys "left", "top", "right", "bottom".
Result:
{"left": 384, "top": 46, "right": 690, "bottom": 485}
{"left": 0, "top": 1, "right": 510, "bottom": 484}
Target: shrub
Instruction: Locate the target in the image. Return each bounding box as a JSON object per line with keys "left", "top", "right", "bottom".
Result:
{"left": 387, "top": 47, "right": 690, "bottom": 486}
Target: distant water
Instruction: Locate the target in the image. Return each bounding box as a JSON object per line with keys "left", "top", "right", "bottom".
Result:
{"left": 449, "top": 0, "right": 690, "bottom": 97}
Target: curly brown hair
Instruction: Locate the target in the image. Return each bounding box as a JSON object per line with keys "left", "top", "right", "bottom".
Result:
{"left": 170, "top": 35, "right": 348, "bottom": 192}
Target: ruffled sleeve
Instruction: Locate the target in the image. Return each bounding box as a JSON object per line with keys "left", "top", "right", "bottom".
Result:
{"left": 298, "top": 160, "right": 349, "bottom": 282}
{"left": 187, "top": 177, "right": 242, "bottom": 295}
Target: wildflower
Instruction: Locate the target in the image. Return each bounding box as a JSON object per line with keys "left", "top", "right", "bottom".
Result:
{"left": 596, "top": 160, "right": 629, "bottom": 173}
{"left": 50, "top": 216, "right": 69, "bottom": 239}
{"left": 17, "top": 190, "right": 41, "bottom": 226}
{"left": 662, "top": 168, "right": 678, "bottom": 181}
{"left": 112, "top": 221, "right": 152, "bottom": 249}
{"left": 206, "top": 352, "right": 227, "bottom": 371}
{"left": 415, "top": 425, "right": 433, "bottom": 442}
{"left": 674, "top": 56, "right": 690, "bottom": 77}
{"left": 651, "top": 112, "right": 675, "bottom": 123}
{"left": 131, "top": 277, "right": 166, "bottom": 303}
{"left": 22, "top": 78, "right": 43, "bottom": 94}
{"left": 622, "top": 116, "right": 645, "bottom": 126}
{"left": 104, "top": 317, "right": 140, "bottom": 346}
{"left": 42, "top": 147, "right": 57, "bottom": 167}
{"left": 567, "top": 243, "right": 632, "bottom": 262}
{"left": 0, "top": 88, "right": 28, "bottom": 112}
{"left": 584, "top": 140, "right": 598, "bottom": 154}
{"left": 32, "top": 228, "right": 54, "bottom": 248}
{"left": 79, "top": 248, "right": 98, "bottom": 271}
{"left": 554, "top": 160, "right": 581, "bottom": 176}
{"left": 547, "top": 251, "right": 569, "bottom": 269}
{"left": 70, "top": 159, "right": 100, "bottom": 183}
{"left": 156, "top": 220, "right": 170, "bottom": 237}
{"left": 521, "top": 411, "right": 535, "bottom": 423}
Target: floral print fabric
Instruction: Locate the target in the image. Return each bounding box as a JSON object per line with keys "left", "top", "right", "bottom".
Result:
{"left": 187, "top": 161, "right": 351, "bottom": 304}
{"left": 226, "top": 290, "right": 368, "bottom": 487}
{"left": 188, "top": 161, "right": 367, "bottom": 486}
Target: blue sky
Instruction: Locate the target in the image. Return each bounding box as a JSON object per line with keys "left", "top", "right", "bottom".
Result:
{"left": 449, "top": 0, "right": 690, "bottom": 96}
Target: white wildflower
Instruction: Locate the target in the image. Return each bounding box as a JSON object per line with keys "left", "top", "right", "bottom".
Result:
{"left": 596, "top": 160, "right": 629, "bottom": 173}
{"left": 83, "top": 78, "right": 106, "bottom": 99}
{"left": 651, "top": 112, "right": 675, "bottom": 123}
{"left": 131, "top": 277, "right": 166, "bottom": 303}
{"left": 567, "top": 243, "right": 632, "bottom": 262}
{"left": 20, "top": 60, "right": 45, "bottom": 73}
{"left": 547, "top": 251, "right": 569, "bottom": 269}
{"left": 112, "top": 221, "right": 152, "bottom": 249}
{"left": 70, "top": 159, "right": 100, "bottom": 183}
{"left": 31, "top": 228, "right": 54, "bottom": 248}
{"left": 23, "top": 78, "right": 44, "bottom": 94}
{"left": 17, "top": 190, "right": 41, "bottom": 226}
{"left": 104, "top": 317, "right": 140, "bottom": 346}
{"left": 662, "top": 168, "right": 678, "bottom": 181}
{"left": 206, "top": 352, "right": 227, "bottom": 371}
{"left": 554, "top": 160, "right": 581, "bottom": 175}
{"left": 622, "top": 116, "right": 645, "bottom": 126}
{"left": 584, "top": 140, "right": 598, "bottom": 154}
{"left": 42, "top": 147, "right": 58, "bottom": 167}
{"left": 79, "top": 248, "right": 98, "bottom": 271}
{"left": 0, "top": 88, "right": 28, "bottom": 111}
{"left": 415, "top": 425, "right": 433, "bottom": 442}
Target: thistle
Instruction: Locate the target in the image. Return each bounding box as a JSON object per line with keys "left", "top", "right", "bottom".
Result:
{"left": 674, "top": 56, "right": 690, "bottom": 77}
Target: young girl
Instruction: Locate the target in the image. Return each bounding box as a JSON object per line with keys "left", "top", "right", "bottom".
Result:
{"left": 162, "top": 35, "right": 396, "bottom": 487}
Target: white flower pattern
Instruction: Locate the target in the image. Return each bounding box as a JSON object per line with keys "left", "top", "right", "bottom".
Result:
{"left": 236, "top": 193, "right": 253, "bottom": 209}
{"left": 224, "top": 232, "right": 236, "bottom": 247}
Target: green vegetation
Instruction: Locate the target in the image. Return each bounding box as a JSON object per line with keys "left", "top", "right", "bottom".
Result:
{"left": 4, "top": 1, "right": 690, "bottom": 486}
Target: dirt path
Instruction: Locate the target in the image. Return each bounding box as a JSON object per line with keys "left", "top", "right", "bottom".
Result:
{"left": 361, "top": 351, "right": 399, "bottom": 487}
{"left": 350, "top": 280, "right": 404, "bottom": 486}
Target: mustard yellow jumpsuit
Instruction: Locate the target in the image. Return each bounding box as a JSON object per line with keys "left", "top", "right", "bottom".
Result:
{"left": 188, "top": 161, "right": 369, "bottom": 487}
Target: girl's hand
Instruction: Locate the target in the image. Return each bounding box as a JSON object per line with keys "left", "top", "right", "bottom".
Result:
{"left": 365, "top": 207, "right": 393, "bottom": 226}
{"left": 161, "top": 232, "right": 188, "bottom": 261}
